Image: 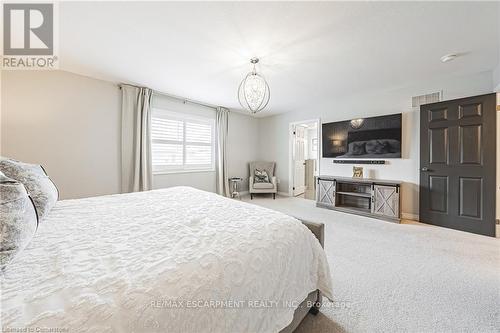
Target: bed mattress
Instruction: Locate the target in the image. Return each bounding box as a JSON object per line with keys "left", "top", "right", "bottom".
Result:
{"left": 1, "top": 186, "right": 332, "bottom": 333}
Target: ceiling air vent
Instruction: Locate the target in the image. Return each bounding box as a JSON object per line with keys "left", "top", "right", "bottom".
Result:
{"left": 412, "top": 91, "right": 442, "bottom": 108}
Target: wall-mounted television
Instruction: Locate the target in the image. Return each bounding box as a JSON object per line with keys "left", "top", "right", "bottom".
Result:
{"left": 322, "top": 113, "right": 402, "bottom": 158}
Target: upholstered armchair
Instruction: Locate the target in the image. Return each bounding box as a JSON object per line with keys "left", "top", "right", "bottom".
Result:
{"left": 249, "top": 161, "right": 277, "bottom": 199}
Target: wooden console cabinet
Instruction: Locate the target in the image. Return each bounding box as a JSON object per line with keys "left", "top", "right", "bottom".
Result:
{"left": 316, "top": 176, "right": 401, "bottom": 222}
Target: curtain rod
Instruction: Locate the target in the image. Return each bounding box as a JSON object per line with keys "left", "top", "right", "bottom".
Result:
{"left": 119, "top": 83, "right": 220, "bottom": 111}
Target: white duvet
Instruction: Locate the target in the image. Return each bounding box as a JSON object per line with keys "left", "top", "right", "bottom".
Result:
{"left": 1, "top": 187, "right": 332, "bottom": 333}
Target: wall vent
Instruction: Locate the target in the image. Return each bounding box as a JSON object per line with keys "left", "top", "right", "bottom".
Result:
{"left": 412, "top": 91, "right": 442, "bottom": 108}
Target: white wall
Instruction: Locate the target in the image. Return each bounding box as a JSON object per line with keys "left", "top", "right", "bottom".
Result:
{"left": 257, "top": 70, "right": 494, "bottom": 219}
{"left": 494, "top": 66, "right": 500, "bottom": 92}
{"left": 227, "top": 111, "right": 259, "bottom": 192}
{"left": 1, "top": 70, "right": 259, "bottom": 199}
{"left": 1, "top": 70, "right": 121, "bottom": 199}
{"left": 494, "top": 4, "right": 500, "bottom": 92}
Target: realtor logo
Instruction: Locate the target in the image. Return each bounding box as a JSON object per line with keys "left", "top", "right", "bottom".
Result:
{"left": 2, "top": 2, "right": 58, "bottom": 69}
{"left": 4, "top": 3, "right": 53, "bottom": 55}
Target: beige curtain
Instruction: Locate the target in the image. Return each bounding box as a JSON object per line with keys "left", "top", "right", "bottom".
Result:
{"left": 121, "top": 84, "right": 153, "bottom": 193}
{"left": 215, "top": 107, "right": 230, "bottom": 197}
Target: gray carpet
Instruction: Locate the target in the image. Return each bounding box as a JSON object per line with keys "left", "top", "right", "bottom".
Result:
{"left": 244, "top": 195, "right": 500, "bottom": 333}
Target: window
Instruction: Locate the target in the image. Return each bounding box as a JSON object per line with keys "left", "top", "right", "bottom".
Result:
{"left": 151, "top": 109, "right": 215, "bottom": 173}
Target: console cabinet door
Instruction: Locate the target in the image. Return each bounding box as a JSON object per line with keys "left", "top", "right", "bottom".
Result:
{"left": 373, "top": 185, "right": 399, "bottom": 218}
{"left": 317, "top": 179, "right": 335, "bottom": 207}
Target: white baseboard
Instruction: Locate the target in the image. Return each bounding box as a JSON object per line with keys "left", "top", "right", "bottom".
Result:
{"left": 238, "top": 191, "right": 249, "bottom": 196}
{"left": 278, "top": 191, "right": 290, "bottom": 197}
{"left": 402, "top": 213, "right": 419, "bottom": 222}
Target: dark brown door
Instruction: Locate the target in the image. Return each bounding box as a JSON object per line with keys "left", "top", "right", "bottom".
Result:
{"left": 420, "top": 93, "right": 496, "bottom": 237}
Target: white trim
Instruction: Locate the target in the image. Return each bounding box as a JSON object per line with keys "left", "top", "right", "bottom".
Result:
{"left": 153, "top": 169, "right": 215, "bottom": 175}
{"left": 278, "top": 191, "right": 291, "bottom": 197}
{"left": 288, "top": 118, "right": 321, "bottom": 197}
{"left": 402, "top": 213, "right": 420, "bottom": 222}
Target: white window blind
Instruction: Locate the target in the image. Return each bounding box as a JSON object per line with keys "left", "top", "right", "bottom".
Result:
{"left": 151, "top": 109, "right": 215, "bottom": 173}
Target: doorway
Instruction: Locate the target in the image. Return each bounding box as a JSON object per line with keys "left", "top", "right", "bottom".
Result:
{"left": 419, "top": 93, "right": 496, "bottom": 236}
{"left": 289, "top": 119, "right": 320, "bottom": 200}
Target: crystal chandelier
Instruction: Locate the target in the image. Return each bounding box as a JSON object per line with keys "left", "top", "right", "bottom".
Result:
{"left": 238, "top": 58, "right": 270, "bottom": 114}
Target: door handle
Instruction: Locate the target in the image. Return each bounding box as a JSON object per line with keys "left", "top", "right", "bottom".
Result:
{"left": 421, "top": 167, "right": 433, "bottom": 172}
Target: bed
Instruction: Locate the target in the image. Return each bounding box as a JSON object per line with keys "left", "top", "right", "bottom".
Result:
{"left": 1, "top": 186, "right": 332, "bottom": 333}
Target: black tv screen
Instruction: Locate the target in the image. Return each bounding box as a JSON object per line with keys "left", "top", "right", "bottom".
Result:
{"left": 322, "top": 113, "right": 402, "bottom": 158}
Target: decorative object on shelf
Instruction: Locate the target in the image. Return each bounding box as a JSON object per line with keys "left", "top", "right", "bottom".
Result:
{"left": 229, "top": 177, "right": 243, "bottom": 199}
{"left": 350, "top": 118, "right": 364, "bottom": 129}
{"left": 352, "top": 166, "right": 363, "bottom": 178}
{"left": 237, "top": 58, "right": 270, "bottom": 114}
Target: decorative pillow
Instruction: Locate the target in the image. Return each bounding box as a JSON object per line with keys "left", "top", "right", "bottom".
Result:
{"left": 347, "top": 141, "right": 367, "bottom": 155}
{"left": 365, "top": 139, "right": 401, "bottom": 154}
{"left": 0, "top": 159, "right": 58, "bottom": 220}
{"left": 0, "top": 171, "right": 38, "bottom": 270}
{"left": 384, "top": 139, "right": 401, "bottom": 153}
{"left": 254, "top": 169, "right": 270, "bottom": 183}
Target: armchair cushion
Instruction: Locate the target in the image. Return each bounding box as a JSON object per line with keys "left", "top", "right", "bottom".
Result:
{"left": 250, "top": 176, "right": 277, "bottom": 193}
{"left": 253, "top": 182, "right": 274, "bottom": 189}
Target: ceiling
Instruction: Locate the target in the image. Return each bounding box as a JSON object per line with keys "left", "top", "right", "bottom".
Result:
{"left": 59, "top": 1, "right": 499, "bottom": 116}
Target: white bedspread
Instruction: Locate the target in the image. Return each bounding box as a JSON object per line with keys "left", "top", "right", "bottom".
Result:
{"left": 1, "top": 187, "right": 332, "bottom": 333}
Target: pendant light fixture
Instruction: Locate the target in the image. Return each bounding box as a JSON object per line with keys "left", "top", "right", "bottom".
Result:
{"left": 237, "top": 58, "right": 270, "bottom": 114}
{"left": 350, "top": 118, "right": 365, "bottom": 129}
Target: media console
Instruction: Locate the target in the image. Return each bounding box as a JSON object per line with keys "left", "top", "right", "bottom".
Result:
{"left": 316, "top": 176, "right": 402, "bottom": 222}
